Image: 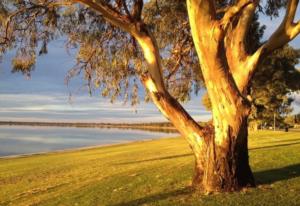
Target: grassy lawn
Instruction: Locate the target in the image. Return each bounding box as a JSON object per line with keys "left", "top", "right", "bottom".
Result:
{"left": 0, "top": 131, "right": 300, "bottom": 206}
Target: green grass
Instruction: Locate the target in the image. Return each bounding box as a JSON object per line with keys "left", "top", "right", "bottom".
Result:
{"left": 0, "top": 131, "right": 300, "bottom": 206}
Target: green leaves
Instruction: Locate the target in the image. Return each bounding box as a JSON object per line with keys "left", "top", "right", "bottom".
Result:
{"left": 12, "top": 48, "right": 36, "bottom": 76}
{"left": 0, "top": 0, "right": 297, "bottom": 107}
{"left": 250, "top": 46, "right": 300, "bottom": 125}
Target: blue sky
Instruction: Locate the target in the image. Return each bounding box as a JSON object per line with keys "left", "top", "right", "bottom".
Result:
{"left": 0, "top": 40, "right": 210, "bottom": 123}
{"left": 0, "top": 8, "right": 299, "bottom": 123}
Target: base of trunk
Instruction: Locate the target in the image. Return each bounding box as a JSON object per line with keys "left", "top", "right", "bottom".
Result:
{"left": 192, "top": 126, "right": 255, "bottom": 193}
{"left": 192, "top": 156, "right": 255, "bottom": 193}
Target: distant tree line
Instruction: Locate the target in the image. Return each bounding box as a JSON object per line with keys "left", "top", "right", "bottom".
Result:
{"left": 0, "top": 121, "right": 179, "bottom": 133}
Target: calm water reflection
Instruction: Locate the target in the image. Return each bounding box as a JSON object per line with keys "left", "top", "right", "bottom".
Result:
{"left": 0, "top": 126, "right": 176, "bottom": 157}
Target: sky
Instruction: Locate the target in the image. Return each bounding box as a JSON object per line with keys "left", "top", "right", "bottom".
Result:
{"left": 0, "top": 39, "right": 210, "bottom": 123}
{"left": 0, "top": 6, "right": 299, "bottom": 123}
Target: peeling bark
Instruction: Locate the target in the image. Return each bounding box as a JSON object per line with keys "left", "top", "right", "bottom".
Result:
{"left": 193, "top": 113, "right": 255, "bottom": 192}
{"left": 183, "top": 0, "right": 300, "bottom": 193}
{"left": 186, "top": 0, "right": 256, "bottom": 192}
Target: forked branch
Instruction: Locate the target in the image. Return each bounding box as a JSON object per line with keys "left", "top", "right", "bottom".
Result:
{"left": 260, "top": 0, "right": 300, "bottom": 54}
{"left": 73, "top": 0, "right": 132, "bottom": 33}
{"left": 221, "top": 0, "right": 255, "bottom": 31}
{"left": 232, "top": 0, "right": 300, "bottom": 94}
{"left": 219, "top": 0, "right": 257, "bottom": 90}
{"left": 187, "top": 0, "right": 217, "bottom": 24}
{"left": 140, "top": 73, "right": 206, "bottom": 153}
{"left": 75, "top": 0, "right": 206, "bottom": 143}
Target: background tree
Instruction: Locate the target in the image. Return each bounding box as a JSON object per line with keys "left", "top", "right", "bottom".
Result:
{"left": 202, "top": 46, "right": 300, "bottom": 130}
{"left": 1, "top": 0, "right": 300, "bottom": 193}
{"left": 284, "top": 114, "right": 296, "bottom": 127}
{"left": 294, "top": 112, "right": 300, "bottom": 123}
{"left": 249, "top": 46, "right": 300, "bottom": 130}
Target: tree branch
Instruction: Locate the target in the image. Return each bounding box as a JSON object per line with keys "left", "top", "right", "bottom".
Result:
{"left": 187, "top": 0, "right": 217, "bottom": 25}
{"left": 295, "top": 20, "right": 300, "bottom": 35}
{"left": 131, "top": 0, "right": 143, "bottom": 21}
{"left": 187, "top": 0, "right": 219, "bottom": 71}
{"left": 221, "top": 0, "right": 254, "bottom": 31}
{"left": 140, "top": 73, "right": 206, "bottom": 153}
{"left": 120, "top": 0, "right": 132, "bottom": 20}
{"left": 0, "top": 3, "right": 46, "bottom": 45}
{"left": 227, "top": 0, "right": 259, "bottom": 43}
{"left": 73, "top": 0, "right": 132, "bottom": 33}
{"left": 224, "top": 2, "right": 259, "bottom": 94}
{"left": 130, "top": 23, "right": 207, "bottom": 151}
{"left": 234, "top": 2, "right": 258, "bottom": 50}
{"left": 234, "top": 0, "right": 300, "bottom": 94}
{"left": 74, "top": 1, "right": 204, "bottom": 143}
{"left": 260, "top": 0, "right": 300, "bottom": 54}
{"left": 70, "top": 0, "right": 166, "bottom": 94}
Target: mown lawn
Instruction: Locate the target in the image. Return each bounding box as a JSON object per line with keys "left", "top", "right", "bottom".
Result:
{"left": 0, "top": 131, "right": 300, "bottom": 206}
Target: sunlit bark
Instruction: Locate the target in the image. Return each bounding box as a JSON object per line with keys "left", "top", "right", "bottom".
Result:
{"left": 133, "top": 26, "right": 206, "bottom": 155}
{"left": 185, "top": 0, "right": 300, "bottom": 192}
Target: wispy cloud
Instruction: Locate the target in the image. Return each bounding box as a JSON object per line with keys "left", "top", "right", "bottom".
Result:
{"left": 0, "top": 93, "right": 211, "bottom": 123}
{"left": 0, "top": 10, "right": 299, "bottom": 123}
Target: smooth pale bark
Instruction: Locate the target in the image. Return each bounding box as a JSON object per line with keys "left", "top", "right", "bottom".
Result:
{"left": 133, "top": 25, "right": 206, "bottom": 156}
{"left": 135, "top": 27, "right": 256, "bottom": 191}
{"left": 186, "top": 0, "right": 250, "bottom": 192}
{"left": 185, "top": 0, "right": 300, "bottom": 192}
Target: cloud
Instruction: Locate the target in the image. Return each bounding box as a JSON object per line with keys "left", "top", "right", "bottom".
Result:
{"left": 0, "top": 9, "right": 299, "bottom": 123}
{"left": 0, "top": 93, "right": 211, "bottom": 123}
{"left": 291, "top": 93, "right": 300, "bottom": 113}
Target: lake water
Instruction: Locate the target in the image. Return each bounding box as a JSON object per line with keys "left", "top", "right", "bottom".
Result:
{"left": 0, "top": 126, "right": 176, "bottom": 157}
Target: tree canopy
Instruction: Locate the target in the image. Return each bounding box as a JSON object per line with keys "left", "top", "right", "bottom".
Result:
{"left": 0, "top": 0, "right": 298, "bottom": 105}
{"left": 250, "top": 46, "right": 300, "bottom": 127}
{"left": 0, "top": 0, "right": 201, "bottom": 104}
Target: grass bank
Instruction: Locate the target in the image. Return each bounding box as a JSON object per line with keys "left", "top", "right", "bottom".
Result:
{"left": 0, "top": 131, "right": 300, "bottom": 206}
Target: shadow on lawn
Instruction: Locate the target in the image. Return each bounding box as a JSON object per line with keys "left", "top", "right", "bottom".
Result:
{"left": 254, "top": 163, "right": 300, "bottom": 184}
{"left": 116, "top": 153, "right": 192, "bottom": 165}
{"left": 111, "top": 164, "right": 300, "bottom": 206}
{"left": 118, "top": 141, "right": 300, "bottom": 165}
{"left": 112, "top": 140, "right": 300, "bottom": 205}
{"left": 250, "top": 141, "right": 300, "bottom": 151}
{"left": 111, "top": 187, "right": 192, "bottom": 206}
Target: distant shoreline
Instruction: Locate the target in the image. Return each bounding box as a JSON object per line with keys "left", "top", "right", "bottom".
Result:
{"left": 0, "top": 121, "right": 178, "bottom": 133}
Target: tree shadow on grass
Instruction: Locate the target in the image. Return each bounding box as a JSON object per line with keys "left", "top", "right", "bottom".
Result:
{"left": 111, "top": 164, "right": 300, "bottom": 206}
{"left": 250, "top": 141, "right": 300, "bottom": 151}
{"left": 271, "top": 139, "right": 300, "bottom": 144}
{"left": 111, "top": 141, "right": 300, "bottom": 205}
{"left": 116, "top": 153, "right": 192, "bottom": 165}
{"left": 254, "top": 163, "right": 300, "bottom": 184}
{"left": 117, "top": 141, "right": 300, "bottom": 165}
{"left": 111, "top": 187, "right": 192, "bottom": 206}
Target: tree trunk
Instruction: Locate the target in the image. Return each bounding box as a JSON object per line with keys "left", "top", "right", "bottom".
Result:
{"left": 192, "top": 116, "right": 255, "bottom": 192}
{"left": 132, "top": 17, "right": 256, "bottom": 193}
{"left": 250, "top": 121, "right": 259, "bottom": 131}
{"left": 184, "top": 0, "right": 258, "bottom": 192}
{"left": 133, "top": 0, "right": 300, "bottom": 194}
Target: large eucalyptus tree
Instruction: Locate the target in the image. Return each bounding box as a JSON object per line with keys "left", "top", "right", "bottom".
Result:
{"left": 1, "top": 0, "right": 300, "bottom": 193}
